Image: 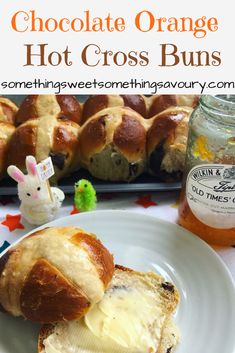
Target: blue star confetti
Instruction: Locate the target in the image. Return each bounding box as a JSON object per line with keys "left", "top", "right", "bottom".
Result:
{"left": 0, "top": 241, "right": 10, "bottom": 253}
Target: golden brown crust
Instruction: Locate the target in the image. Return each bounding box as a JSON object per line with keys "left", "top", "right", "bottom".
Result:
{"left": 113, "top": 114, "right": 146, "bottom": 159}
{"left": 0, "top": 250, "right": 13, "bottom": 280}
{"left": 121, "top": 95, "right": 147, "bottom": 118}
{"left": 147, "top": 110, "right": 183, "bottom": 154}
{"left": 147, "top": 107, "right": 192, "bottom": 179}
{"left": 20, "top": 258, "right": 90, "bottom": 323}
{"left": 81, "top": 95, "right": 147, "bottom": 125}
{"left": 78, "top": 115, "right": 107, "bottom": 160}
{"left": 148, "top": 95, "right": 199, "bottom": 117}
{"left": 78, "top": 107, "right": 149, "bottom": 181}
{"left": 81, "top": 95, "right": 109, "bottom": 124}
{"left": 0, "top": 250, "right": 15, "bottom": 313}
{"left": 15, "top": 95, "right": 38, "bottom": 126}
{"left": 79, "top": 107, "right": 148, "bottom": 161}
{"left": 26, "top": 228, "right": 49, "bottom": 239}
{"left": 148, "top": 95, "right": 178, "bottom": 117}
{"left": 4, "top": 95, "right": 196, "bottom": 183}
{"left": 71, "top": 232, "right": 114, "bottom": 287}
{"left": 0, "top": 97, "right": 18, "bottom": 125}
{"left": 6, "top": 117, "right": 79, "bottom": 181}
{"left": 52, "top": 122, "right": 79, "bottom": 161}
{"left": 6, "top": 120, "right": 37, "bottom": 170}
{"left": 56, "top": 95, "right": 82, "bottom": 124}
{"left": 0, "top": 122, "right": 16, "bottom": 178}
{"left": 0, "top": 227, "right": 114, "bottom": 324}
{"left": 54, "top": 121, "right": 79, "bottom": 147}
{"left": 15, "top": 95, "right": 81, "bottom": 126}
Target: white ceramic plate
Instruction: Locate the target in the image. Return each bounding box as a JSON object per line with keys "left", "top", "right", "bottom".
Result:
{"left": 0, "top": 210, "right": 235, "bottom": 353}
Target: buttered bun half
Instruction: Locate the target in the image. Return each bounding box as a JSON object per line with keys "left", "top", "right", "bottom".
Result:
{"left": 39, "top": 265, "right": 180, "bottom": 353}
{"left": 0, "top": 227, "right": 114, "bottom": 323}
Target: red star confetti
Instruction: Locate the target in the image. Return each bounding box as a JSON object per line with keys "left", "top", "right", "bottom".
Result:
{"left": 70, "top": 205, "right": 80, "bottom": 215}
{"left": 1, "top": 214, "right": 24, "bottom": 232}
{"left": 135, "top": 195, "right": 157, "bottom": 208}
{"left": 0, "top": 196, "right": 15, "bottom": 206}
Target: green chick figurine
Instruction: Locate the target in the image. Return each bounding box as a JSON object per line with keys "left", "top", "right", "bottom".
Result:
{"left": 74, "top": 179, "right": 97, "bottom": 212}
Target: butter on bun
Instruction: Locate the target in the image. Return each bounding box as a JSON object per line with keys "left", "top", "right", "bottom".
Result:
{"left": 39, "top": 265, "right": 180, "bottom": 353}
{"left": 0, "top": 227, "right": 114, "bottom": 323}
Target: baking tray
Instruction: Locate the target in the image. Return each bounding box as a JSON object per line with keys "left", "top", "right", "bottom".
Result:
{"left": 1, "top": 95, "right": 181, "bottom": 194}
{"left": 0, "top": 169, "right": 181, "bottom": 195}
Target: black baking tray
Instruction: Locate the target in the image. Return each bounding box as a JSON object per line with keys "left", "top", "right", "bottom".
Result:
{"left": 0, "top": 169, "right": 181, "bottom": 195}
{"left": 1, "top": 95, "right": 181, "bottom": 194}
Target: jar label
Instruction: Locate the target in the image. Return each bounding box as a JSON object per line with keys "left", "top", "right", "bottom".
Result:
{"left": 186, "top": 164, "right": 235, "bottom": 229}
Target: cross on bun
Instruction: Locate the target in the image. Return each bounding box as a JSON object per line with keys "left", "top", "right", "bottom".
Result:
{"left": 6, "top": 115, "right": 80, "bottom": 182}
{"left": 0, "top": 122, "right": 15, "bottom": 179}
{"left": 148, "top": 95, "right": 199, "bottom": 118}
{"left": 0, "top": 227, "right": 114, "bottom": 323}
{"left": 15, "top": 95, "right": 82, "bottom": 126}
{"left": 147, "top": 106, "right": 193, "bottom": 180}
{"left": 0, "top": 97, "right": 18, "bottom": 125}
{"left": 78, "top": 106, "right": 149, "bottom": 181}
{"left": 81, "top": 95, "right": 148, "bottom": 124}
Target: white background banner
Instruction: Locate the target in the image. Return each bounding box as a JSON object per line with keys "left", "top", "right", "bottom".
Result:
{"left": 0, "top": 0, "right": 234, "bottom": 94}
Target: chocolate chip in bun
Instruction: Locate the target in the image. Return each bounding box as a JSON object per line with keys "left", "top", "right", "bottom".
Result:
{"left": 38, "top": 265, "right": 180, "bottom": 353}
{"left": 78, "top": 106, "right": 149, "bottom": 182}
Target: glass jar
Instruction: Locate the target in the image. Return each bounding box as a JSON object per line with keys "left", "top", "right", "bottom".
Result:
{"left": 178, "top": 95, "right": 235, "bottom": 245}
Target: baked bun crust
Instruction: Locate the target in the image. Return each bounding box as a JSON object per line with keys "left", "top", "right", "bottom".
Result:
{"left": 147, "top": 106, "right": 193, "bottom": 180}
{"left": 0, "top": 97, "right": 18, "bottom": 125}
{"left": 6, "top": 115, "right": 80, "bottom": 182}
{"left": 81, "top": 95, "right": 148, "bottom": 124}
{"left": 148, "top": 95, "right": 199, "bottom": 117}
{"left": 0, "top": 227, "right": 114, "bottom": 323}
{"left": 15, "top": 95, "right": 82, "bottom": 126}
{"left": 78, "top": 107, "right": 149, "bottom": 181}
{"left": 0, "top": 122, "right": 15, "bottom": 179}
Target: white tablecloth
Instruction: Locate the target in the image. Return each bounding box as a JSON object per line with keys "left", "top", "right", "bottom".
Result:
{"left": 0, "top": 190, "right": 235, "bottom": 281}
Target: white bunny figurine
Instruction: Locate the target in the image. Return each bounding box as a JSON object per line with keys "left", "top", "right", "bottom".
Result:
{"left": 7, "top": 156, "right": 65, "bottom": 225}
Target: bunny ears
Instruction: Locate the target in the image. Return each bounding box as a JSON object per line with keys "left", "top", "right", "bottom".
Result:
{"left": 7, "top": 156, "right": 37, "bottom": 183}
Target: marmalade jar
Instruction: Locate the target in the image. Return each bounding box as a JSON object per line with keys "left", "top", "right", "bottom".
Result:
{"left": 178, "top": 95, "right": 235, "bottom": 245}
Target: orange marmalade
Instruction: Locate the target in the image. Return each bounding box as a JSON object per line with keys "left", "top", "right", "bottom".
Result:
{"left": 178, "top": 95, "right": 235, "bottom": 245}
